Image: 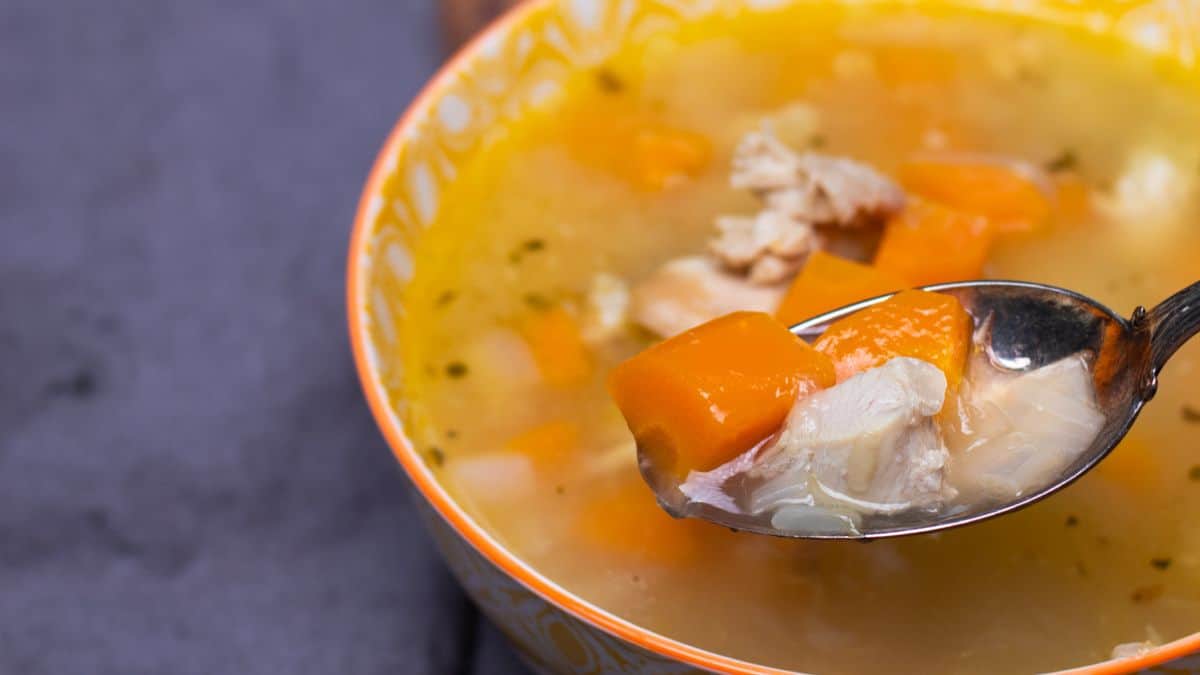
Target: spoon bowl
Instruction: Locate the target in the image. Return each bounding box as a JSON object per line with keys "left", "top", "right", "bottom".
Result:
{"left": 647, "top": 279, "right": 1200, "bottom": 540}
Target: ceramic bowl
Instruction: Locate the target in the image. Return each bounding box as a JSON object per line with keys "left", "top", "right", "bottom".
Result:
{"left": 348, "top": 1, "right": 1200, "bottom": 671}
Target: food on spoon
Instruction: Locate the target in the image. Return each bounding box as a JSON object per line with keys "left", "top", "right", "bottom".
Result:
{"left": 814, "top": 289, "right": 973, "bottom": 385}
{"left": 611, "top": 292, "right": 1103, "bottom": 534}
{"left": 607, "top": 311, "right": 835, "bottom": 479}
{"left": 944, "top": 354, "right": 1105, "bottom": 498}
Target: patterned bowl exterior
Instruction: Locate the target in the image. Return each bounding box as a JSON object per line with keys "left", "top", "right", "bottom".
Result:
{"left": 347, "top": 1, "right": 1200, "bottom": 672}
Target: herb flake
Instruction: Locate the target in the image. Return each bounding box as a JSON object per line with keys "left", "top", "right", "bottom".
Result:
{"left": 1131, "top": 584, "right": 1164, "bottom": 604}
{"left": 594, "top": 68, "right": 625, "bottom": 94}
{"left": 1189, "top": 465, "right": 1200, "bottom": 482}
{"left": 1065, "top": 515, "right": 1079, "bottom": 527}
{"left": 523, "top": 292, "right": 552, "bottom": 311}
{"left": 434, "top": 290, "right": 458, "bottom": 308}
{"left": 1151, "top": 557, "right": 1172, "bottom": 571}
{"left": 445, "top": 361, "right": 469, "bottom": 379}
{"left": 1045, "top": 149, "right": 1079, "bottom": 172}
{"left": 428, "top": 447, "right": 445, "bottom": 467}
{"left": 1182, "top": 404, "right": 1200, "bottom": 423}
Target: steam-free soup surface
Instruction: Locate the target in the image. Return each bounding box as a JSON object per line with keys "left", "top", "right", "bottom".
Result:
{"left": 398, "top": 5, "right": 1200, "bottom": 673}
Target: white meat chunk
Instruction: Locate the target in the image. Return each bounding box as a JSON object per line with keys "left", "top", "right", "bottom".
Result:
{"left": 1110, "top": 641, "right": 1155, "bottom": 660}
{"left": 709, "top": 131, "right": 906, "bottom": 284}
{"left": 946, "top": 355, "right": 1105, "bottom": 500}
{"left": 579, "top": 272, "right": 630, "bottom": 344}
{"left": 753, "top": 357, "right": 953, "bottom": 512}
{"left": 680, "top": 358, "right": 954, "bottom": 523}
{"left": 730, "top": 131, "right": 906, "bottom": 229}
{"left": 630, "top": 256, "right": 787, "bottom": 338}
{"left": 710, "top": 211, "right": 819, "bottom": 284}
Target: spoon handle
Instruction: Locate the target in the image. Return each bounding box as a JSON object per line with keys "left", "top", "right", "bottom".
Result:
{"left": 1146, "top": 280, "right": 1200, "bottom": 375}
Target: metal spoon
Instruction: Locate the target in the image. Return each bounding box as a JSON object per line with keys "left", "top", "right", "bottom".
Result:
{"left": 646, "top": 279, "right": 1200, "bottom": 540}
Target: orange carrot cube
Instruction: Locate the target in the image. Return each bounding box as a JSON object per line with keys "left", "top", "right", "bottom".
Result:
{"left": 608, "top": 311, "right": 835, "bottom": 477}
{"left": 898, "top": 159, "right": 1051, "bottom": 234}
{"left": 520, "top": 307, "right": 592, "bottom": 388}
{"left": 776, "top": 251, "right": 908, "bottom": 327}
{"left": 504, "top": 420, "right": 579, "bottom": 470}
{"left": 873, "top": 200, "right": 993, "bottom": 286}
{"left": 814, "top": 289, "right": 973, "bottom": 385}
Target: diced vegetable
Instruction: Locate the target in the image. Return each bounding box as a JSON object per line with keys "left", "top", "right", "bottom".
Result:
{"left": 504, "top": 420, "right": 579, "bottom": 470}
{"left": 632, "top": 127, "right": 712, "bottom": 191}
{"left": 577, "top": 478, "right": 710, "bottom": 563}
{"left": 520, "top": 307, "right": 593, "bottom": 387}
{"left": 567, "top": 107, "right": 711, "bottom": 191}
{"left": 608, "top": 311, "right": 836, "bottom": 477}
{"left": 814, "top": 289, "right": 972, "bottom": 385}
{"left": 775, "top": 251, "right": 908, "bottom": 326}
{"left": 873, "top": 200, "right": 992, "bottom": 286}
{"left": 898, "top": 158, "right": 1051, "bottom": 233}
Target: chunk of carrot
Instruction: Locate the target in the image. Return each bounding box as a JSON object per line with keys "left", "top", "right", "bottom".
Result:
{"left": 520, "top": 307, "right": 592, "bottom": 388}
{"left": 898, "top": 159, "right": 1051, "bottom": 234}
{"left": 873, "top": 200, "right": 993, "bottom": 286}
{"left": 566, "top": 108, "right": 710, "bottom": 191}
{"left": 776, "top": 251, "right": 909, "bottom": 327}
{"left": 504, "top": 420, "right": 579, "bottom": 471}
{"left": 632, "top": 127, "right": 712, "bottom": 191}
{"left": 577, "top": 478, "right": 711, "bottom": 563}
{"left": 814, "top": 289, "right": 972, "bottom": 385}
{"left": 608, "top": 311, "right": 835, "bottom": 478}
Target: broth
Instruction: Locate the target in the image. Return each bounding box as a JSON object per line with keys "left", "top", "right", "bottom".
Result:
{"left": 398, "top": 5, "right": 1200, "bottom": 673}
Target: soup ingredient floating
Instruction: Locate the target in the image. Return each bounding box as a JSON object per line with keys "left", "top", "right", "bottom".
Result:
{"left": 609, "top": 280, "right": 1200, "bottom": 539}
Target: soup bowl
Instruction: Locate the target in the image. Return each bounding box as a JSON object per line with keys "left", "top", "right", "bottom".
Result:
{"left": 347, "top": 1, "right": 1200, "bottom": 672}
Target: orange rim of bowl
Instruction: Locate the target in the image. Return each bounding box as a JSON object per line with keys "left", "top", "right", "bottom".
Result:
{"left": 346, "top": 1, "right": 1200, "bottom": 672}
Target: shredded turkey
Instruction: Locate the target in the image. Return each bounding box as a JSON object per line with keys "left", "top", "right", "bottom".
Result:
{"left": 679, "top": 357, "right": 954, "bottom": 526}
{"left": 945, "top": 354, "right": 1105, "bottom": 501}
{"left": 710, "top": 130, "right": 906, "bottom": 284}
{"left": 630, "top": 256, "right": 787, "bottom": 338}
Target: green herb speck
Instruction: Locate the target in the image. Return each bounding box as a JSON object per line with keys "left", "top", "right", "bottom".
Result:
{"left": 1151, "top": 557, "right": 1172, "bottom": 571}
{"left": 434, "top": 290, "right": 457, "bottom": 308}
{"left": 1131, "top": 584, "right": 1164, "bottom": 604}
{"left": 1045, "top": 149, "right": 1079, "bottom": 172}
{"left": 1182, "top": 405, "right": 1200, "bottom": 423}
{"left": 594, "top": 68, "right": 624, "bottom": 94}
{"left": 445, "top": 362, "right": 469, "bottom": 379}
{"left": 428, "top": 447, "right": 445, "bottom": 467}
{"left": 1065, "top": 515, "right": 1079, "bottom": 527}
{"left": 1189, "top": 465, "right": 1200, "bottom": 482}
{"left": 808, "top": 134, "right": 827, "bottom": 149}
{"left": 523, "top": 292, "right": 552, "bottom": 311}
{"left": 523, "top": 238, "right": 546, "bottom": 252}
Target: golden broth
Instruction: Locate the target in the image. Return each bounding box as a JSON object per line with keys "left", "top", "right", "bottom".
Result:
{"left": 399, "top": 5, "right": 1200, "bottom": 673}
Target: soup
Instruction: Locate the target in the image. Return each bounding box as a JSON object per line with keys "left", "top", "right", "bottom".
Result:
{"left": 397, "top": 5, "right": 1200, "bottom": 673}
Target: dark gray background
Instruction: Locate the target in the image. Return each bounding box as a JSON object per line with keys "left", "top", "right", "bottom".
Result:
{"left": 2, "top": 1, "right": 532, "bottom": 672}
